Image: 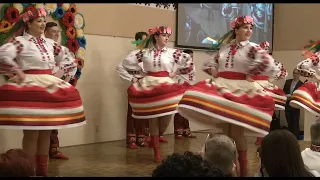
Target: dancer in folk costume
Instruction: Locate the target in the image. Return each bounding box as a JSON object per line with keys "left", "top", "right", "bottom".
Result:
{"left": 117, "top": 31, "right": 150, "bottom": 149}
{"left": 44, "top": 22, "right": 70, "bottom": 160}
{"left": 253, "top": 41, "right": 287, "bottom": 145}
{"left": 290, "top": 40, "right": 320, "bottom": 115}
{"left": 173, "top": 49, "right": 197, "bottom": 139}
{"left": 0, "top": 8, "right": 85, "bottom": 176}
{"left": 120, "top": 26, "right": 193, "bottom": 162}
{"left": 177, "top": 16, "right": 281, "bottom": 176}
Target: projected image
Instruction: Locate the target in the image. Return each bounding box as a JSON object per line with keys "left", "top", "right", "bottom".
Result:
{"left": 176, "top": 3, "right": 274, "bottom": 50}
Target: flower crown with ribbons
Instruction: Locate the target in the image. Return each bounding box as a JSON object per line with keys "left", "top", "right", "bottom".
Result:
{"left": 21, "top": 8, "right": 47, "bottom": 22}
{"left": 260, "top": 41, "right": 270, "bottom": 50}
{"left": 137, "top": 26, "right": 172, "bottom": 49}
{"left": 231, "top": 16, "right": 254, "bottom": 29}
{"left": 210, "top": 15, "right": 254, "bottom": 51}
{"left": 148, "top": 26, "right": 172, "bottom": 35}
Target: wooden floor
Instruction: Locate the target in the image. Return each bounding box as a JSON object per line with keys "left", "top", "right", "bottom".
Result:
{"left": 48, "top": 131, "right": 310, "bottom": 177}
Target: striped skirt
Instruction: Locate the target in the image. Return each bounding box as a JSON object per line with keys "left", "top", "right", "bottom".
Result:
{"left": 128, "top": 71, "right": 190, "bottom": 119}
{"left": 290, "top": 82, "right": 320, "bottom": 116}
{"left": 0, "top": 69, "right": 86, "bottom": 130}
{"left": 177, "top": 72, "right": 275, "bottom": 136}
{"left": 252, "top": 75, "right": 287, "bottom": 110}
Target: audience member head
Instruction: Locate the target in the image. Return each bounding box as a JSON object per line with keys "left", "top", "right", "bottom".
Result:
{"left": 311, "top": 119, "right": 320, "bottom": 147}
{"left": 202, "top": 133, "right": 237, "bottom": 176}
{"left": 183, "top": 49, "right": 194, "bottom": 59}
{"left": 152, "top": 151, "right": 227, "bottom": 177}
{"left": 0, "top": 149, "right": 35, "bottom": 177}
{"left": 261, "top": 129, "right": 314, "bottom": 177}
{"left": 45, "top": 22, "right": 59, "bottom": 42}
{"left": 293, "top": 68, "right": 300, "bottom": 81}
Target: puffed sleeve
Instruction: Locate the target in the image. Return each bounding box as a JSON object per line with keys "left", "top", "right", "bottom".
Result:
{"left": 296, "top": 52, "right": 320, "bottom": 77}
{"left": 120, "top": 49, "right": 144, "bottom": 81}
{"left": 53, "top": 43, "right": 77, "bottom": 79}
{"left": 0, "top": 38, "right": 23, "bottom": 74}
{"left": 246, "top": 44, "right": 278, "bottom": 78}
{"left": 272, "top": 59, "right": 287, "bottom": 80}
{"left": 172, "top": 49, "right": 193, "bottom": 75}
{"left": 202, "top": 52, "right": 219, "bottom": 76}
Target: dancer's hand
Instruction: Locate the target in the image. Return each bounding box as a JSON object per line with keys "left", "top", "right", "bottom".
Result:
{"left": 169, "top": 72, "right": 178, "bottom": 78}
{"left": 64, "top": 76, "right": 71, "bottom": 83}
{"left": 131, "top": 77, "right": 138, "bottom": 83}
{"left": 314, "top": 73, "right": 320, "bottom": 81}
{"left": 54, "top": 70, "right": 64, "bottom": 79}
{"left": 211, "top": 68, "right": 219, "bottom": 78}
{"left": 15, "top": 69, "right": 25, "bottom": 83}
{"left": 246, "top": 75, "right": 255, "bottom": 82}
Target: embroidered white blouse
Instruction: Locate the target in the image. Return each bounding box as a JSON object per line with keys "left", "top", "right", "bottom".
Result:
{"left": 202, "top": 40, "right": 281, "bottom": 79}
{"left": 0, "top": 33, "right": 77, "bottom": 78}
{"left": 121, "top": 47, "right": 194, "bottom": 78}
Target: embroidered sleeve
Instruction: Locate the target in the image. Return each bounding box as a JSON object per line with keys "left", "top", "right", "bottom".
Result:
{"left": 202, "top": 52, "right": 219, "bottom": 76}
{"left": 296, "top": 52, "right": 320, "bottom": 77}
{"left": 0, "top": 38, "right": 23, "bottom": 74}
{"left": 120, "top": 49, "right": 144, "bottom": 81}
{"left": 246, "top": 45, "right": 278, "bottom": 77}
{"left": 173, "top": 49, "right": 193, "bottom": 74}
{"left": 273, "top": 60, "right": 287, "bottom": 80}
{"left": 54, "top": 44, "right": 77, "bottom": 79}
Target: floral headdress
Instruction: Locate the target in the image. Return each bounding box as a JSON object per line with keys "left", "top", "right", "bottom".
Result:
{"left": 260, "top": 41, "right": 270, "bottom": 51}
{"left": 302, "top": 40, "right": 320, "bottom": 58}
{"left": 0, "top": 8, "right": 47, "bottom": 45}
{"left": 211, "top": 15, "right": 254, "bottom": 51}
{"left": 137, "top": 26, "right": 172, "bottom": 49}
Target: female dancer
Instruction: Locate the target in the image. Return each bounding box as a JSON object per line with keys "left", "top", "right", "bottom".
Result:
{"left": 121, "top": 26, "right": 193, "bottom": 162}
{"left": 177, "top": 16, "right": 281, "bottom": 176}
{"left": 290, "top": 41, "right": 320, "bottom": 115}
{"left": 0, "top": 8, "right": 85, "bottom": 176}
{"left": 253, "top": 41, "right": 287, "bottom": 145}
{"left": 117, "top": 31, "right": 149, "bottom": 149}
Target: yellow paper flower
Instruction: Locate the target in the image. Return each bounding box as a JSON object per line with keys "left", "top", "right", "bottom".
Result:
{"left": 62, "top": 3, "right": 70, "bottom": 11}
{"left": 74, "top": 13, "right": 84, "bottom": 29}
{"left": 35, "top": 3, "right": 45, "bottom": 10}
{"left": 13, "top": 4, "right": 24, "bottom": 14}
{"left": 45, "top": 3, "right": 57, "bottom": 14}
{"left": 76, "top": 47, "right": 86, "bottom": 60}
{"left": 76, "top": 28, "right": 84, "bottom": 38}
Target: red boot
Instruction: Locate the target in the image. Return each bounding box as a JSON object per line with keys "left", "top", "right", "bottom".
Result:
{"left": 136, "top": 135, "right": 148, "bottom": 147}
{"left": 175, "top": 129, "right": 183, "bottom": 139}
{"left": 159, "top": 136, "right": 168, "bottom": 143}
{"left": 36, "top": 155, "right": 49, "bottom": 177}
{"left": 238, "top": 150, "right": 248, "bottom": 177}
{"left": 150, "top": 136, "right": 162, "bottom": 162}
{"left": 127, "top": 135, "right": 139, "bottom": 149}
{"left": 255, "top": 137, "right": 263, "bottom": 145}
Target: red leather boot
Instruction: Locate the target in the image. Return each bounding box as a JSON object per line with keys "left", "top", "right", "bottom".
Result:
{"left": 36, "top": 155, "right": 49, "bottom": 177}
{"left": 238, "top": 150, "right": 248, "bottom": 177}
{"left": 150, "top": 136, "right": 162, "bottom": 162}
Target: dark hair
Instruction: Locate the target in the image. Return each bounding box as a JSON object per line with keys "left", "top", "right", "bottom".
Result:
{"left": 135, "top": 31, "right": 148, "bottom": 41}
{"left": 45, "top": 22, "right": 58, "bottom": 31}
{"left": 0, "top": 149, "right": 35, "bottom": 177}
{"left": 152, "top": 151, "right": 227, "bottom": 177}
{"left": 261, "top": 130, "right": 314, "bottom": 177}
{"left": 183, "top": 49, "right": 193, "bottom": 54}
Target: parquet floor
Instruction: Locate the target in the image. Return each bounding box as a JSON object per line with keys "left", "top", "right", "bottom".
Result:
{"left": 48, "top": 131, "right": 309, "bottom": 177}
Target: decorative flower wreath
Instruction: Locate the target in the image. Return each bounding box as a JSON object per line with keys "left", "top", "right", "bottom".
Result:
{"left": 0, "top": 3, "right": 86, "bottom": 86}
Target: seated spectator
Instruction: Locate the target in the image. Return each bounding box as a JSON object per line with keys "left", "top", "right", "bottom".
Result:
{"left": 301, "top": 119, "right": 320, "bottom": 177}
{"left": 0, "top": 149, "right": 35, "bottom": 177}
{"left": 260, "top": 129, "right": 314, "bottom": 177}
{"left": 200, "top": 133, "right": 237, "bottom": 177}
{"left": 152, "top": 151, "right": 227, "bottom": 177}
